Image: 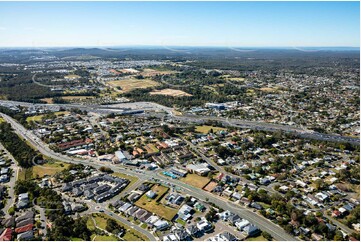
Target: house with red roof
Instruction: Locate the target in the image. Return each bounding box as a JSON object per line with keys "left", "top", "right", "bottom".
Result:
{"left": 0, "top": 228, "right": 13, "bottom": 241}
{"left": 14, "top": 224, "right": 33, "bottom": 234}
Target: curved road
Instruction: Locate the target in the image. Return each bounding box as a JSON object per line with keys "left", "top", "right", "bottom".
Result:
{"left": 0, "top": 113, "right": 296, "bottom": 241}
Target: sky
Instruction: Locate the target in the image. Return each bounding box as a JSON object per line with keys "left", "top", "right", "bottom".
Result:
{"left": 0, "top": 1, "right": 359, "bottom": 47}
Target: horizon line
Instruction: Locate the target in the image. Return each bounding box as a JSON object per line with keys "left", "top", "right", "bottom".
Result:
{"left": 0, "top": 45, "right": 359, "bottom": 49}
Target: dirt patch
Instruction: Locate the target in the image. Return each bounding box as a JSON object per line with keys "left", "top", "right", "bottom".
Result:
{"left": 203, "top": 181, "right": 218, "bottom": 192}
{"left": 149, "top": 88, "right": 192, "bottom": 97}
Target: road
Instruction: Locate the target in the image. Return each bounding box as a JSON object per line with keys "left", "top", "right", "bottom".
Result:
{"left": 60, "top": 192, "right": 156, "bottom": 241}
{"left": 0, "top": 113, "right": 297, "bottom": 241}
{"left": 0, "top": 143, "right": 19, "bottom": 218}
{"left": 34, "top": 205, "right": 47, "bottom": 239}
{"left": 0, "top": 100, "right": 358, "bottom": 145}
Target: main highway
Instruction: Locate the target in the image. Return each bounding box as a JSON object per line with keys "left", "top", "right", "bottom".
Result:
{"left": 0, "top": 112, "right": 297, "bottom": 241}
{"left": 0, "top": 99, "right": 358, "bottom": 145}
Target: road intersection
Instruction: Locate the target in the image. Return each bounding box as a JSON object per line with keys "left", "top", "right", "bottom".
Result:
{"left": 0, "top": 112, "right": 297, "bottom": 241}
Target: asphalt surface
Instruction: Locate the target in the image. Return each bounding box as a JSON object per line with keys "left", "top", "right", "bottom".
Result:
{"left": 0, "top": 143, "right": 19, "bottom": 218}
{"left": 0, "top": 113, "right": 297, "bottom": 241}
{"left": 0, "top": 100, "right": 358, "bottom": 145}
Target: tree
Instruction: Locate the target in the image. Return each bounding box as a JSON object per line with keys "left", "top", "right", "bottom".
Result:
{"left": 262, "top": 231, "right": 273, "bottom": 241}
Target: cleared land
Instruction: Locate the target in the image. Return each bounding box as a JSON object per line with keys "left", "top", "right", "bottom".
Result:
{"left": 32, "top": 161, "right": 70, "bottom": 178}
{"left": 26, "top": 111, "right": 70, "bottom": 123}
{"left": 246, "top": 235, "right": 267, "bottom": 241}
{"left": 91, "top": 235, "right": 118, "bottom": 241}
{"left": 140, "top": 68, "right": 176, "bottom": 77}
{"left": 90, "top": 213, "right": 148, "bottom": 241}
{"left": 259, "top": 87, "right": 279, "bottom": 93}
{"left": 39, "top": 98, "right": 53, "bottom": 104}
{"left": 64, "top": 74, "right": 81, "bottom": 79}
{"left": 203, "top": 181, "right": 218, "bottom": 192}
{"left": 149, "top": 88, "right": 192, "bottom": 97}
{"left": 226, "top": 77, "right": 246, "bottom": 82}
{"left": 62, "top": 95, "right": 95, "bottom": 100}
{"left": 181, "top": 173, "right": 210, "bottom": 189}
{"left": 195, "top": 125, "right": 226, "bottom": 134}
{"left": 135, "top": 184, "right": 177, "bottom": 221}
{"left": 18, "top": 168, "right": 33, "bottom": 181}
{"left": 144, "top": 144, "right": 159, "bottom": 153}
{"left": 108, "top": 78, "right": 159, "bottom": 93}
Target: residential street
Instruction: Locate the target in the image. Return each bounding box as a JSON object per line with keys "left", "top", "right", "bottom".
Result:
{"left": 1, "top": 112, "right": 297, "bottom": 241}
{"left": 0, "top": 142, "right": 19, "bottom": 218}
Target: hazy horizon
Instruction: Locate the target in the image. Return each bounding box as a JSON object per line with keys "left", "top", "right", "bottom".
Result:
{"left": 0, "top": 1, "right": 359, "bottom": 48}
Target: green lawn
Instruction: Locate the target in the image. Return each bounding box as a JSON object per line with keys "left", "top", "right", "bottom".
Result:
{"left": 135, "top": 184, "right": 177, "bottom": 221}
{"left": 18, "top": 168, "right": 33, "bottom": 181}
{"left": 89, "top": 214, "right": 148, "bottom": 241}
{"left": 175, "top": 218, "right": 186, "bottom": 226}
{"left": 246, "top": 235, "right": 267, "bottom": 241}
{"left": 92, "top": 235, "right": 119, "bottom": 241}
{"left": 32, "top": 161, "right": 70, "bottom": 178}
{"left": 26, "top": 111, "right": 70, "bottom": 123}
{"left": 92, "top": 214, "right": 108, "bottom": 230}
{"left": 195, "top": 125, "right": 226, "bottom": 134}
{"left": 70, "top": 238, "right": 83, "bottom": 241}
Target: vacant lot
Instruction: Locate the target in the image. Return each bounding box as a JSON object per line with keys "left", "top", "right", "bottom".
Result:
{"left": 144, "top": 144, "right": 159, "bottom": 153}
{"left": 259, "top": 87, "right": 279, "bottom": 93}
{"left": 89, "top": 213, "right": 148, "bottom": 241}
{"left": 227, "top": 77, "right": 245, "bottom": 82}
{"left": 203, "top": 181, "right": 218, "bottom": 192}
{"left": 150, "top": 88, "right": 192, "bottom": 97}
{"left": 195, "top": 125, "right": 226, "bottom": 134}
{"left": 108, "top": 78, "right": 159, "bottom": 93}
{"left": 39, "top": 98, "right": 53, "bottom": 104}
{"left": 135, "top": 184, "right": 177, "bottom": 221}
{"left": 64, "top": 74, "right": 81, "bottom": 79}
{"left": 181, "top": 173, "right": 210, "bottom": 189}
{"left": 18, "top": 168, "right": 33, "bottom": 181}
{"left": 32, "top": 161, "right": 70, "bottom": 178}
{"left": 246, "top": 235, "right": 266, "bottom": 241}
{"left": 26, "top": 111, "right": 70, "bottom": 123}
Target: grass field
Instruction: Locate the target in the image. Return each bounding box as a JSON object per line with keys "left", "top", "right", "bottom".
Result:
{"left": 113, "top": 172, "right": 138, "bottom": 188}
{"left": 0, "top": 117, "right": 4, "bottom": 123}
{"left": 108, "top": 78, "right": 159, "bottom": 93}
{"left": 181, "top": 173, "right": 210, "bottom": 189}
{"left": 143, "top": 143, "right": 159, "bottom": 154}
{"left": 26, "top": 111, "right": 70, "bottom": 123}
{"left": 195, "top": 125, "right": 226, "bottom": 134}
{"left": 90, "top": 214, "right": 148, "bottom": 241}
{"left": 227, "top": 77, "right": 246, "bottom": 82}
{"left": 70, "top": 237, "right": 84, "bottom": 241}
{"left": 32, "top": 161, "right": 70, "bottom": 178}
{"left": 18, "top": 168, "right": 33, "bottom": 181}
{"left": 149, "top": 88, "right": 192, "bottom": 97}
{"left": 92, "top": 214, "right": 108, "bottom": 230}
{"left": 92, "top": 235, "right": 119, "bottom": 241}
{"left": 246, "top": 235, "right": 267, "bottom": 241}
{"left": 135, "top": 184, "right": 177, "bottom": 221}
{"left": 62, "top": 95, "right": 95, "bottom": 100}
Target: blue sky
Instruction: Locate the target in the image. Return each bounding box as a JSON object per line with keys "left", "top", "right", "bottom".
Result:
{"left": 0, "top": 1, "right": 359, "bottom": 47}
